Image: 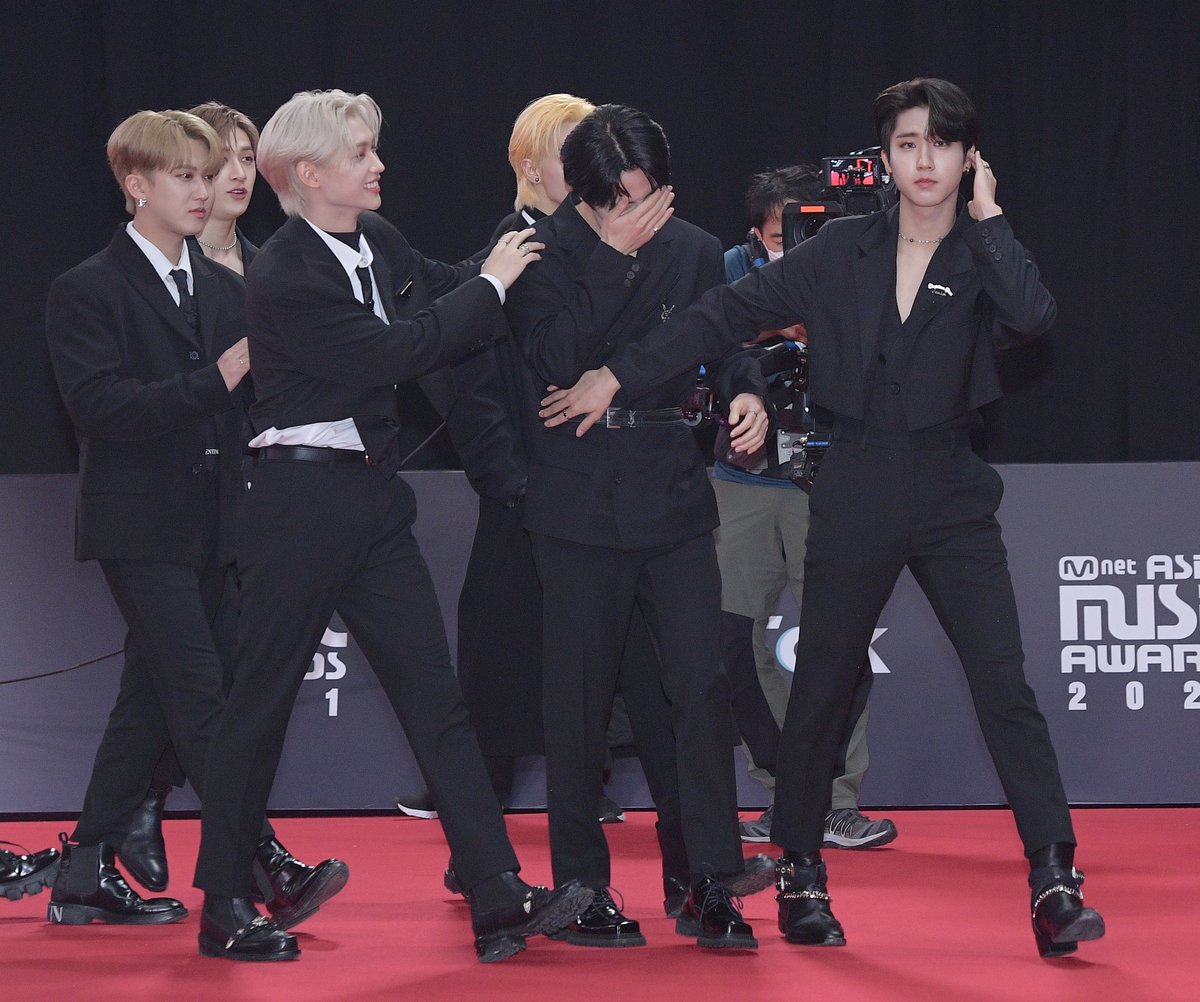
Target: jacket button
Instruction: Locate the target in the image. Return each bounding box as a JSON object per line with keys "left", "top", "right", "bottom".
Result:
{"left": 889, "top": 382, "right": 901, "bottom": 395}
{"left": 626, "top": 271, "right": 636, "bottom": 279}
{"left": 631, "top": 263, "right": 640, "bottom": 272}
{"left": 189, "top": 350, "right": 200, "bottom": 360}
{"left": 623, "top": 280, "right": 632, "bottom": 287}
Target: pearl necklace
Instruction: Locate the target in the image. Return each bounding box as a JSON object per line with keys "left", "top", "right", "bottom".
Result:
{"left": 197, "top": 235, "right": 238, "bottom": 253}
{"left": 898, "top": 232, "right": 947, "bottom": 245}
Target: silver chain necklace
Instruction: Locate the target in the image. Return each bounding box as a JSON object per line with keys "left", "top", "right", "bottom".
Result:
{"left": 197, "top": 235, "right": 238, "bottom": 253}
{"left": 898, "top": 232, "right": 946, "bottom": 245}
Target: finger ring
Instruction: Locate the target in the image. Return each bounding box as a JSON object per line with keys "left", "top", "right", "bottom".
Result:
{"left": 240, "top": 358, "right": 246, "bottom": 365}
{"left": 561, "top": 409, "right": 569, "bottom": 418}
{"left": 651, "top": 226, "right": 659, "bottom": 233}
{"left": 520, "top": 243, "right": 530, "bottom": 254}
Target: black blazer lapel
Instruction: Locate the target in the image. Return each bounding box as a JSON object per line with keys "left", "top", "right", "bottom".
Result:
{"left": 112, "top": 227, "right": 201, "bottom": 347}
{"left": 897, "top": 214, "right": 976, "bottom": 362}
{"left": 192, "top": 257, "right": 222, "bottom": 358}
{"left": 851, "top": 208, "right": 898, "bottom": 373}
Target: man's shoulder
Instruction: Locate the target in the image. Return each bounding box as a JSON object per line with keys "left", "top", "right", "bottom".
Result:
{"left": 665, "top": 216, "right": 719, "bottom": 251}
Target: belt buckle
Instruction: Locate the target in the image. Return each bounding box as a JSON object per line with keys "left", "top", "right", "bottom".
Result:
{"left": 605, "top": 407, "right": 634, "bottom": 429}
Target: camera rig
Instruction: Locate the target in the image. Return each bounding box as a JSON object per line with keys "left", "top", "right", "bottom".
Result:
{"left": 781, "top": 148, "right": 896, "bottom": 250}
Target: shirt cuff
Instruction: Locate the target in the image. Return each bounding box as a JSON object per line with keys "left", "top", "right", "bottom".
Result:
{"left": 479, "top": 272, "right": 505, "bottom": 304}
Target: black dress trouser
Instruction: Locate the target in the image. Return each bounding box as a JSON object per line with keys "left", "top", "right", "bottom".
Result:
{"left": 770, "top": 434, "right": 1075, "bottom": 856}
{"left": 195, "top": 457, "right": 517, "bottom": 897}
{"left": 531, "top": 531, "right": 744, "bottom": 890}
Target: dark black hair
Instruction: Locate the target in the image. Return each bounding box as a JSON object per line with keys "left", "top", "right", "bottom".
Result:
{"left": 561, "top": 104, "right": 670, "bottom": 210}
{"left": 745, "top": 164, "right": 823, "bottom": 229}
{"left": 873, "top": 78, "right": 978, "bottom": 152}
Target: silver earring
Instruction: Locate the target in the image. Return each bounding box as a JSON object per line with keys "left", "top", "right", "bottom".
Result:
{"left": 533, "top": 174, "right": 541, "bottom": 184}
{"left": 136, "top": 197, "right": 147, "bottom": 208}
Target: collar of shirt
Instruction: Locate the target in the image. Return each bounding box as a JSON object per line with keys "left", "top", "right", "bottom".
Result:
{"left": 125, "top": 221, "right": 194, "bottom": 305}
{"left": 303, "top": 218, "right": 387, "bottom": 320}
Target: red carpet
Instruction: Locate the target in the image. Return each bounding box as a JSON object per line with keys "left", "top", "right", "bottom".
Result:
{"left": 2, "top": 809, "right": 1195, "bottom": 1001}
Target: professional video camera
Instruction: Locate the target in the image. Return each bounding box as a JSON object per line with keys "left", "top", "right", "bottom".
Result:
{"left": 781, "top": 148, "right": 895, "bottom": 250}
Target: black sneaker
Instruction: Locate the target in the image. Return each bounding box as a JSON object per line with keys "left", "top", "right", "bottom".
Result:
{"left": 738, "top": 803, "right": 773, "bottom": 843}
{"left": 395, "top": 790, "right": 438, "bottom": 819}
{"left": 598, "top": 795, "right": 625, "bottom": 824}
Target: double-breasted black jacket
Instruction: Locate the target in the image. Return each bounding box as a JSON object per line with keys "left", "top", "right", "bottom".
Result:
{"left": 46, "top": 226, "right": 250, "bottom": 567}
{"left": 505, "top": 198, "right": 764, "bottom": 551}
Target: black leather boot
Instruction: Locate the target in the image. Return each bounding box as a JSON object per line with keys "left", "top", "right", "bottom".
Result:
{"left": 444, "top": 855, "right": 465, "bottom": 897}
{"left": 47, "top": 834, "right": 186, "bottom": 925}
{"left": 676, "top": 875, "right": 757, "bottom": 949}
{"left": 656, "top": 818, "right": 690, "bottom": 917}
{"left": 117, "top": 783, "right": 170, "bottom": 891}
{"left": 469, "top": 872, "right": 593, "bottom": 963}
{"left": 252, "top": 836, "right": 349, "bottom": 931}
{"left": 1029, "top": 865, "right": 1105, "bottom": 956}
{"left": 776, "top": 855, "right": 845, "bottom": 946}
{"left": 198, "top": 893, "right": 299, "bottom": 961}
{"left": 1, "top": 843, "right": 60, "bottom": 900}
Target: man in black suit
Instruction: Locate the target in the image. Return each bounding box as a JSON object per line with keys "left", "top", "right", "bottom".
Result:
{"left": 541, "top": 79, "right": 1105, "bottom": 959}
{"left": 505, "top": 105, "right": 773, "bottom": 951}
{"left": 192, "top": 89, "right": 590, "bottom": 964}
{"left": 45, "top": 110, "right": 342, "bottom": 929}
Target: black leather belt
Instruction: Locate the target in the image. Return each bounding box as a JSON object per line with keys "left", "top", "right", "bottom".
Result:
{"left": 832, "top": 419, "right": 971, "bottom": 451}
{"left": 604, "top": 406, "right": 688, "bottom": 428}
{"left": 256, "top": 445, "right": 373, "bottom": 465}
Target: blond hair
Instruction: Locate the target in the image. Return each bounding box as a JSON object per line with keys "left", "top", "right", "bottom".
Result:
{"left": 257, "top": 89, "right": 382, "bottom": 217}
{"left": 106, "top": 110, "right": 223, "bottom": 214}
{"left": 508, "top": 93, "right": 595, "bottom": 210}
{"left": 187, "top": 101, "right": 260, "bottom": 152}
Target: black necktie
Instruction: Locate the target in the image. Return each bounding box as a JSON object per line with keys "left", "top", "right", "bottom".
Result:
{"left": 170, "top": 268, "right": 199, "bottom": 335}
{"left": 355, "top": 265, "right": 375, "bottom": 314}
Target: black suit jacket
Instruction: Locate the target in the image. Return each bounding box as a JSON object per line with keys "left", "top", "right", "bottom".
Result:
{"left": 244, "top": 211, "right": 505, "bottom": 474}
{"left": 46, "top": 225, "right": 249, "bottom": 566}
{"left": 505, "top": 199, "right": 762, "bottom": 550}
{"left": 608, "top": 204, "right": 1056, "bottom": 430}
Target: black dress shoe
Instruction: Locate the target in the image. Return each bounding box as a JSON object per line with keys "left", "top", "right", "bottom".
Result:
{"left": 1, "top": 844, "right": 60, "bottom": 901}
{"left": 676, "top": 876, "right": 757, "bottom": 949}
{"left": 117, "top": 783, "right": 170, "bottom": 892}
{"left": 470, "top": 873, "right": 593, "bottom": 963}
{"left": 1030, "top": 865, "right": 1105, "bottom": 958}
{"left": 554, "top": 887, "right": 646, "bottom": 947}
{"left": 198, "top": 894, "right": 299, "bottom": 961}
{"left": 46, "top": 835, "right": 186, "bottom": 925}
{"left": 253, "top": 836, "right": 349, "bottom": 931}
{"left": 775, "top": 857, "right": 845, "bottom": 946}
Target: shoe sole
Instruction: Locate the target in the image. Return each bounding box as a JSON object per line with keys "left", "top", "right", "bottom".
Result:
{"left": 726, "top": 855, "right": 776, "bottom": 897}
{"left": 47, "top": 901, "right": 188, "bottom": 925}
{"left": 675, "top": 917, "right": 758, "bottom": 949}
{"left": 739, "top": 830, "right": 771, "bottom": 843}
{"left": 1038, "top": 909, "right": 1106, "bottom": 957}
{"left": 2, "top": 861, "right": 60, "bottom": 901}
{"left": 822, "top": 828, "right": 898, "bottom": 849}
{"left": 269, "top": 859, "right": 350, "bottom": 931}
{"left": 554, "top": 928, "right": 647, "bottom": 948}
{"left": 395, "top": 801, "right": 438, "bottom": 819}
{"left": 198, "top": 933, "right": 301, "bottom": 962}
{"left": 784, "top": 931, "right": 847, "bottom": 946}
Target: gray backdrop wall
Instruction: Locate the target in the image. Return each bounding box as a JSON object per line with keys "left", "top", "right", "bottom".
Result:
{"left": 4, "top": 465, "right": 1196, "bottom": 816}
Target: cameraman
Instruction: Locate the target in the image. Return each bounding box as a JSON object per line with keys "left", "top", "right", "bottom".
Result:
{"left": 716, "top": 166, "right": 897, "bottom": 852}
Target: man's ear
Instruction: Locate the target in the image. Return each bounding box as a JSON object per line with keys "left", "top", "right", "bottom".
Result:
{"left": 519, "top": 158, "right": 539, "bottom": 183}
{"left": 125, "top": 173, "right": 150, "bottom": 202}
{"left": 296, "top": 159, "right": 322, "bottom": 191}
{"left": 880, "top": 150, "right": 891, "bottom": 175}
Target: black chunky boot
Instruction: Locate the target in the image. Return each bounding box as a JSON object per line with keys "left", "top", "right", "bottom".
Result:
{"left": 117, "top": 783, "right": 171, "bottom": 891}
{"left": 1, "top": 843, "right": 60, "bottom": 900}
{"left": 47, "top": 834, "right": 186, "bottom": 925}
{"left": 1029, "top": 843, "right": 1105, "bottom": 957}
{"left": 469, "top": 872, "right": 593, "bottom": 963}
{"left": 252, "top": 835, "right": 349, "bottom": 931}
{"left": 776, "top": 854, "right": 845, "bottom": 946}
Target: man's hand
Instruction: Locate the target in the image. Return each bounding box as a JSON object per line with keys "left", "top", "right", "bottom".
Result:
{"left": 218, "top": 337, "right": 250, "bottom": 391}
{"left": 599, "top": 186, "right": 674, "bottom": 255}
{"left": 966, "top": 148, "right": 1002, "bottom": 221}
{"left": 481, "top": 227, "right": 545, "bottom": 288}
{"left": 539, "top": 366, "right": 621, "bottom": 436}
{"left": 726, "top": 393, "right": 769, "bottom": 454}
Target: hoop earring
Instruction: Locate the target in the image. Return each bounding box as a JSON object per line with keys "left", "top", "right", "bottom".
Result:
{"left": 136, "top": 197, "right": 147, "bottom": 208}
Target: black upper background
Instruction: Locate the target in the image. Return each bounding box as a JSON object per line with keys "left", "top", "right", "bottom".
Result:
{"left": 4, "top": 1, "right": 1197, "bottom": 472}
